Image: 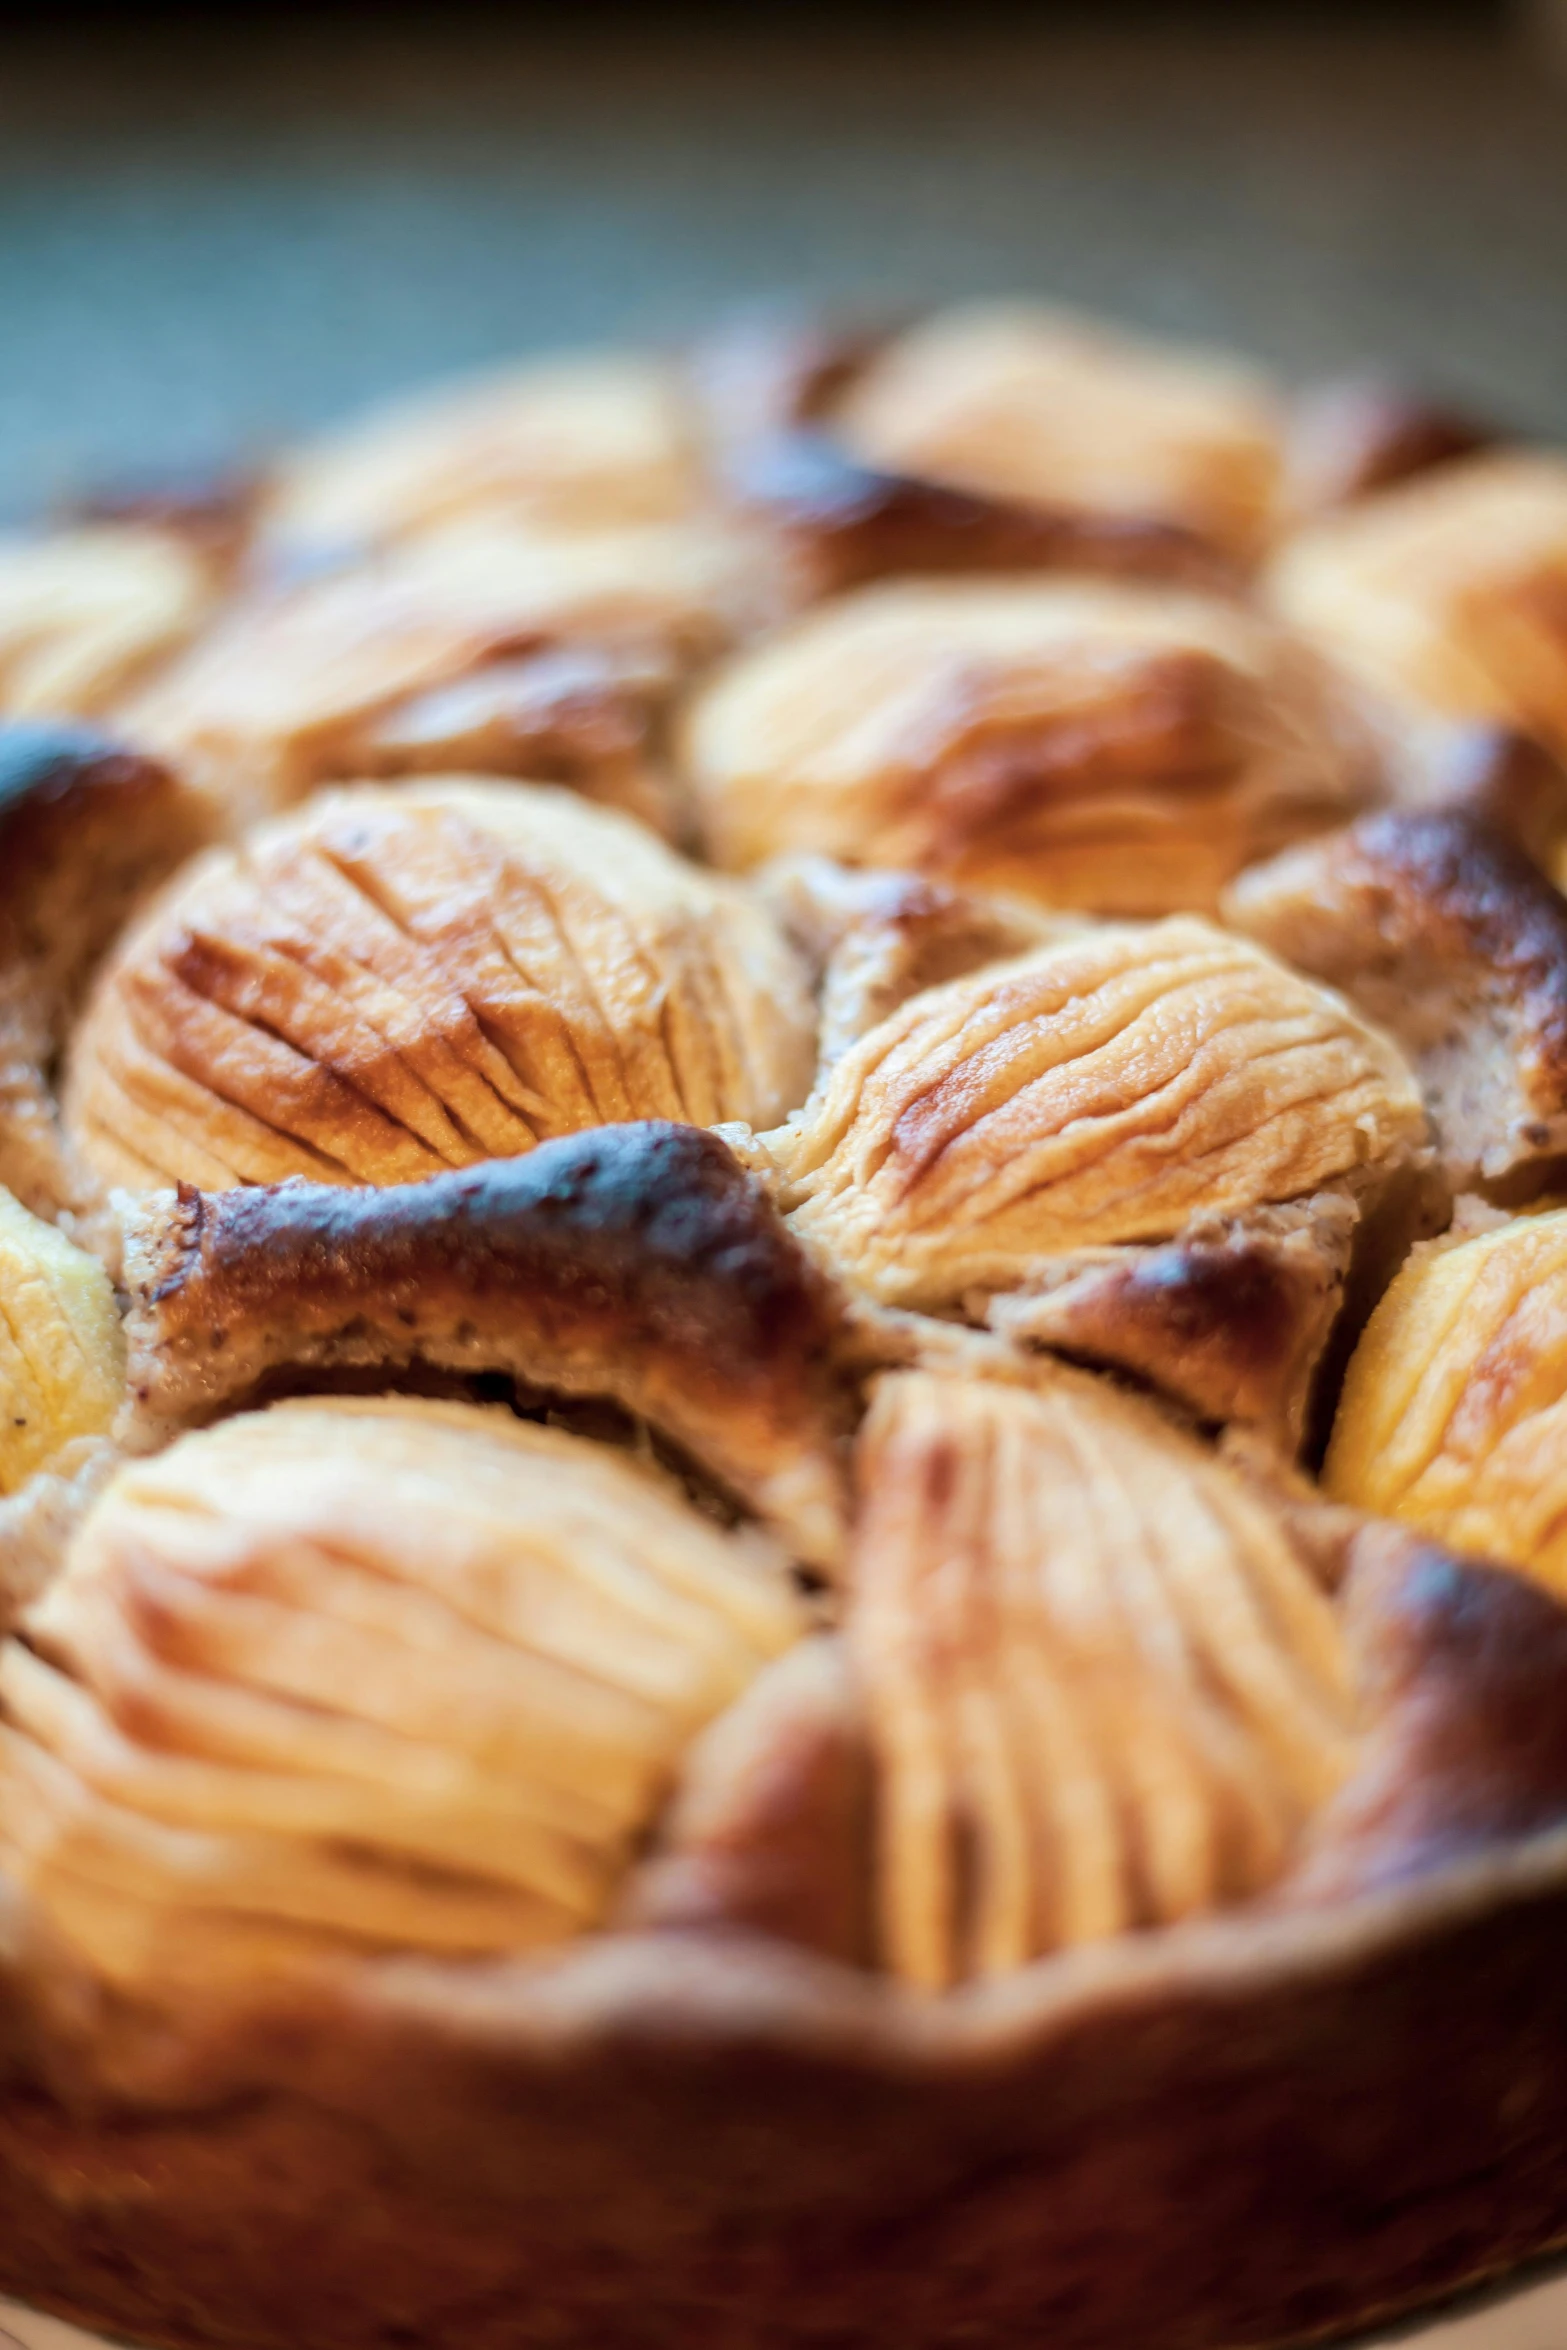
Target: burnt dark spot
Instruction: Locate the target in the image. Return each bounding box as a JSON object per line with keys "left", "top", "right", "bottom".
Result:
{"left": 1126, "top": 1244, "right": 1293, "bottom": 1367}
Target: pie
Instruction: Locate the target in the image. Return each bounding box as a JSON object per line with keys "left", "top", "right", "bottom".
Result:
{"left": 2, "top": 302, "right": 1567, "bottom": 2350}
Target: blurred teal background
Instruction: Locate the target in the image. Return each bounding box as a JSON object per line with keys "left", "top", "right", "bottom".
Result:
{"left": 0, "top": 8, "right": 1563, "bottom": 512}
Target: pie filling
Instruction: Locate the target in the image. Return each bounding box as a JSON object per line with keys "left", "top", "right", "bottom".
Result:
{"left": 0, "top": 298, "right": 1566, "bottom": 2029}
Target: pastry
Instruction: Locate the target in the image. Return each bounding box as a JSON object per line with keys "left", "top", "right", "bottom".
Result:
{"left": 2, "top": 304, "right": 1567, "bottom": 2350}
{"left": 1226, "top": 808, "right": 1567, "bottom": 1197}
{"left": 124, "top": 517, "right": 749, "bottom": 831}
{"left": 828, "top": 303, "right": 1285, "bottom": 564}
{"left": 1326, "top": 1204, "right": 1567, "bottom": 1591}
{"left": 754, "top": 910, "right": 1428, "bottom": 1446}
{"left": 681, "top": 576, "right": 1375, "bottom": 913}
{"left": 63, "top": 779, "right": 815, "bottom": 1195}
{"left": 261, "top": 351, "right": 707, "bottom": 563}
{"left": 0, "top": 524, "right": 219, "bottom": 722}
{"left": 0, "top": 722, "right": 212, "bottom": 1225}
{"left": 1271, "top": 450, "right": 1567, "bottom": 761}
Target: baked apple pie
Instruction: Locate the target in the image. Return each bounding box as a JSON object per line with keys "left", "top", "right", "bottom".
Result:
{"left": 2, "top": 304, "right": 1567, "bottom": 2350}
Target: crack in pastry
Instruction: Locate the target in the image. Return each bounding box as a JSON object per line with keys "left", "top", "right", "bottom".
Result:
{"left": 681, "top": 578, "right": 1376, "bottom": 915}
{"left": 758, "top": 855, "right": 1070, "bottom": 1077}
{"left": 1227, "top": 810, "right": 1567, "bottom": 1197}
{"left": 118, "top": 1123, "right": 852, "bottom": 1570}
{"left": 849, "top": 1369, "right": 1353, "bottom": 1988}
{"left": 0, "top": 1396, "right": 805, "bottom": 1986}
{"left": 124, "top": 520, "right": 749, "bottom": 828}
{"left": 1271, "top": 452, "right": 1567, "bottom": 766}
{"left": 0, "top": 722, "right": 214, "bottom": 1224}
{"left": 0, "top": 525, "right": 217, "bottom": 720}
{"left": 764, "top": 916, "right": 1426, "bottom": 1322}
{"left": 828, "top": 304, "right": 1285, "bottom": 565}
{"left": 63, "top": 779, "right": 817, "bottom": 1195}
{"left": 260, "top": 353, "right": 708, "bottom": 565}
{"left": 1325, "top": 1206, "right": 1567, "bottom": 1595}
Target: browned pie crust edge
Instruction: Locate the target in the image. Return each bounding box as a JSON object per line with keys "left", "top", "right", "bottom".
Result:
{"left": 1, "top": 1835, "right": 1566, "bottom": 2350}
{"left": 119, "top": 1122, "right": 853, "bottom": 1569}
{"left": 4, "top": 1535, "right": 1567, "bottom": 2350}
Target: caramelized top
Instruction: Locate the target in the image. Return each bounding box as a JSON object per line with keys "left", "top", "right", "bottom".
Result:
{"left": 126, "top": 519, "right": 746, "bottom": 824}
{"left": 851, "top": 1369, "right": 1352, "bottom": 1989}
{"left": 64, "top": 780, "right": 816, "bottom": 1193}
{"left": 1272, "top": 451, "right": 1567, "bottom": 760}
{"left": 769, "top": 916, "right": 1425, "bottom": 1310}
{"left": 261, "top": 353, "right": 707, "bottom": 558}
{"left": 682, "top": 577, "right": 1373, "bottom": 915}
{"left": 832, "top": 304, "right": 1283, "bottom": 562}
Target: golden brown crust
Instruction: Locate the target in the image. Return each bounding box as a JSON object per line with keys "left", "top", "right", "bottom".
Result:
{"left": 1226, "top": 809, "right": 1567, "bottom": 1194}
{"left": 986, "top": 1195, "right": 1358, "bottom": 1452}
{"left": 683, "top": 579, "right": 1377, "bottom": 915}
{"left": 63, "top": 780, "right": 817, "bottom": 1197}
{"left": 723, "top": 430, "right": 1235, "bottom": 604}
{"left": 119, "top": 1123, "right": 852, "bottom": 1568}
{"left": 830, "top": 303, "right": 1285, "bottom": 565}
{"left": 1271, "top": 450, "right": 1567, "bottom": 762}
{"left": 0, "top": 721, "right": 212, "bottom": 1221}
{"left": 6, "top": 1531, "right": 1567, "bottom": 2347}
{"left": 125, "top": 523, "right": 746, "bottom": 826}
{"left": 769, "top": 915, "right": 1426, "bottom": 1315}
